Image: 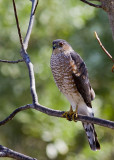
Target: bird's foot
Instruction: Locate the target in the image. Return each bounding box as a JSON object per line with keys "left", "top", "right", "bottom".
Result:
{"left": 72, "top": 112, "right": 78, "bottom": 122}
{"left": 72, "top": 106, "right": 79, "bottom": 122}
{"left": 62, "top": 106, "right": 74, "bottom": 121}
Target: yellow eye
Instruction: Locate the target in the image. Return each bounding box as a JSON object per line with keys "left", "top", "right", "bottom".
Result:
{"left": 59, "top": 42, "right": 63, "bottom": 47}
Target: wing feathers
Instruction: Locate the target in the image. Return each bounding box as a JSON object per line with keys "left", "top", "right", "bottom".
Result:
{"left": 70, "top": 51, "right": 93, "bottom": 108}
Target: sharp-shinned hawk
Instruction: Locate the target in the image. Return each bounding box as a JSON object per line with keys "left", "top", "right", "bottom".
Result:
{"left": 50, "top": 39, "right": 100, "bottom": 151}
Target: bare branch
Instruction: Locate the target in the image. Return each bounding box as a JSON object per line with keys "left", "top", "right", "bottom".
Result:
{"left": 27, "top": 62, "right": 39, "bottom": 103}
{"left": 22, "top": 0, "right": 39, "bottom": 103}
{"left": 0, "top": 59, "right": 24, "bottom": 63}
{"left": 95, "top": 31, "right": 113, "bottom": 61}
{"left": 12, "top": 0, "right": 39, "bottom": 103}
{"left": 32, "top": 0, "right": 39, "bottom": 15}
{"left": 0, "top": 103, "right": 114, "bottom": 129}
{"left": 95, "top": 31, "right": 114, "bottom": 72}
{"left": 0, "top": 1, "right": 25, "bottom": 65}
{"left": 94, "top": 32, "right": 114, "bottom": 62}
{"left": 24, "top": 0, "right": 39, "bottom": 50}
{"left": 12, "top": 0, "right": 24, "bottom": 49}
{"left": 0, "top": 1, "right": 40, "bottom": 159}
{"left": 0, "top": 104, "right": 32, "bottom": 126}
{"left": 0, "top": 145, "right": 37, "bottom": 160}
{"left": 80, "top": 0, "right": 102, "bottom": 8}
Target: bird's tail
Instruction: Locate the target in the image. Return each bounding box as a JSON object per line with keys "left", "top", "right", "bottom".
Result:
{"left": 82, "top": 122, "right": 100, "bottom": 151}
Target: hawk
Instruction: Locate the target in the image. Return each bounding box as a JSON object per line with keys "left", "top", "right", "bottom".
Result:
{"left": 50, "top": 39, "right": 100, "bottom": 151}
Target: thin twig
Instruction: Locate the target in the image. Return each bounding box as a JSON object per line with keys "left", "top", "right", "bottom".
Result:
{"left": 80, "top": 0, "right": 102, "bottom": 8}
{"left": 32, "top": 0, "right": 39, "bottom": 15}
{"left": 12, "top": 0, "right": 24, "bottom": 49}
{"left": 95, "top": 31, "right": 114, "bottom": 61}
{"left": 0, "top": 103, "right": 114, "bottom": 129}
{"left": 0, "top": 59, "right": 24, "bottom": 63}
{"left": 95, "top": 31, "right": 114, "bottom": 72}
{"left": 24, "top": 0, "right": 39, "bottom": 50}
{"left": 0, "top": 104, "right": 32, "bottom": 126}
{"left": 0, "top": 145, "right": 37, "bottom": 160}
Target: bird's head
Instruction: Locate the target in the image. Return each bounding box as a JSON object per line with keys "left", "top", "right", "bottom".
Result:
{"left": 52, "top": 39, "right": 73, "bottom": 54}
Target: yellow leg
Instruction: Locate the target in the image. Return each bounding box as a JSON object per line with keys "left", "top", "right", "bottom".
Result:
{"left": 72, "top": 105, "right": 78, "bottom": 122}
{"left": 62, "top": 105, "right": 74, "bottom": 121}
{"left": 75, "top": 105, "right": 78, "bottom": 118}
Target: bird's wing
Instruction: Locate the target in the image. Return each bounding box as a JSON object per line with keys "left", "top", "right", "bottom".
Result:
{"left": 70, "top": 51, "right": 94, "bottom": 108}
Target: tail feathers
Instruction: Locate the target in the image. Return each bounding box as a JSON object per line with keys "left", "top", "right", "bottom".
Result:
{"left": 82, "top": 122, "right": 100, "bottom": 151}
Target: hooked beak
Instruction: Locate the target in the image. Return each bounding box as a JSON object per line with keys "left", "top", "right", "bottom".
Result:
{"left": 53, "top": 46, "right": 56, "bottom": 50}
{"left": 52, "top": 42, "right": 57, "bottom": 50}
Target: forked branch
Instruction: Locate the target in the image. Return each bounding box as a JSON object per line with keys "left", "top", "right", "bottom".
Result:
{"left": 0, "top": 0, "right": 39, "bottom": 159}
{"left": 12, "top": 0, "right": 38, "bottom": 103}
{"left": 0, "top": 103, "right": 114, "bottom": 129}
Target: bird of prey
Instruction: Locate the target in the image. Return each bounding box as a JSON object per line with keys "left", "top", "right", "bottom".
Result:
{"left": 50, "top": 39, "right": 100, "bottom": 151}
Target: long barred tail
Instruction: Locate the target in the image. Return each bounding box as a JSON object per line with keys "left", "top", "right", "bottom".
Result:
{"left": 82, "top": 122, "right": 100, "bottom": 151}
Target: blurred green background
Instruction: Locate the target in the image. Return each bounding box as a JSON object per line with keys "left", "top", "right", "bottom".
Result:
{"left": 0, "top": 0, "right": 114, "bottom": 159}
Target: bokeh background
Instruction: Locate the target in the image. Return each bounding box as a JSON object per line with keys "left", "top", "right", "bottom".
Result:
{"left": 0, "top": 0, "right": 114, "bottom": 159}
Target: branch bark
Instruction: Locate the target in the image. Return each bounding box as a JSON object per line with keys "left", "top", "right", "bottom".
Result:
{"left": 0, "top": 103, "right": 114, "bottom": 129}
{"left": 0, "top": 145, "right": 37, "bottom": 160}
{"left": 0, "top": 0, "right": 39, "bottom": 159}
{"left": 23, "top": 0, "right": 39, "bottom": 50}
{"left": 95, "top": 31, "right": 114, "bottom": 72}
{"left": 80, "top": 0, "right": 102, "bottom": 8}
{"left": 13, "top": 0, "right": 39, "bottom": 103}
{"left": 0, "top": 59, "right": 24, "bottom": 63}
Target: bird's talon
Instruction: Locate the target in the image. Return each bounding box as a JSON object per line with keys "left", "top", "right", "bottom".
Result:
{"left": 72, "top": 113, "right": 78, "bottom": 122}
{"left": 62, "top": 111, "right": 73, "bottom": 121}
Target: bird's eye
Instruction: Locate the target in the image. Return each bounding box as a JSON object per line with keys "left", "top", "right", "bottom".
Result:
{"left": 59, "top": 42, "right": 63, "bottom": 47}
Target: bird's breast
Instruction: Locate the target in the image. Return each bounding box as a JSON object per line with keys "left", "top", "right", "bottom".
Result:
{"left": 50, "top": 53, "right": 78, "bottom": 95}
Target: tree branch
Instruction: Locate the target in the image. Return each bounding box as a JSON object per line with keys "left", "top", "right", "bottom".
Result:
{"left": 13, "top": 0, "right": 38, "bottom": 104}
{"left": 80, "top": 0, "right": 102, "bottom": 8}
{"left": 0, "top": 104, "right": 32, "bottom": 126}
{"left": 23, "top": 0, "right": 39, "bottom": 50}
{"left": 32, "top": 0, "right": 39, "bottom": 15}
{"left": 0, "top": 103, "right": 114, "bottom": 129}
{"left": 12, "top": 0, "right": 24, "bottom": 49}
{"left": 95, "top": 31, "right": 114, "bottom": 72}
{"left": 0, "top": 59, "right": 24, "bottom": 63}
{"left": 0, "top": 1, "right": 39, "bottom": 159}
{"left": 0, "top": 145, "right": 37, "bottom": 160}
